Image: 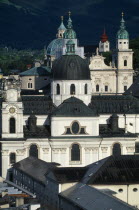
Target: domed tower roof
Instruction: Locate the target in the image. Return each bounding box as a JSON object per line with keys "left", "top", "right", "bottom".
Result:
{"left": 63, "top": 12, "right": 77, "bottom": 39}
{"left": 58, "top": 16, "right": 66, "bottom": 31}
{"left": 117, "top": 12, "right": 129, "bottom": 39}
{"left": 46, "top": 39, "right": 64, "bottom": 56}
{"left": 101, "top": 28, "right": 108, "bottom": 43}
{"left": 52, "top": 40, "right": 90, "bottom": 80}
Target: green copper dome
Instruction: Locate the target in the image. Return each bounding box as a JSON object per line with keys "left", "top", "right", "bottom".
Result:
{"left": 117, "top": 15, "right": 129, "bottom": 39}
{"left": 63, "top": 14, "right": 76, "bottom": 39}
{"left": 66, "top": 40, "right": 75, "bottom": 55}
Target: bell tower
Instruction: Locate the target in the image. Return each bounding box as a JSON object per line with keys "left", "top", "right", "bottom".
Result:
{"left": 113, "top": 13, "right": 134, "bottom": 93}
{"left": 99, "top": 28, "right": 110, "bottom": 53}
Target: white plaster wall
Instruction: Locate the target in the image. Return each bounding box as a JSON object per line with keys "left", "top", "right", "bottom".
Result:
{"left": 117, "top": 39, "right": 129, "bottom": 50}
{"left": 51, "top": 80, "right": 92, "bottom": 106}
{"left": 117, "top": 51, "right": 133, "bottom": 70}
{"left": 94, "top": 184, "right": 139, "bottom": 208}
{"left": 117, "top": 70, "right": 134, "bottom": 93}
{"left": 2, "top": 102, "right": 24, "bottom": 138}
{"left": 20, "top": 76, "right": 35, "bottom": 90}
{"left": 90, "top": 70, "right": 117, "bottom": 94}
{"left": 99, "top": 41, "right": 110, "bottom": 52}
{"left": 51, "top": 117, "right": 99, "bottom": 136}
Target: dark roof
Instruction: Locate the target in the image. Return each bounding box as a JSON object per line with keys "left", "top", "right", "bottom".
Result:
{"left": 51, "top": 97, "right": 97, "bottom": 117}
{"left": 22, "top": 96, "right": 55, "bottom": 115}
{"left": 85, "top": 155, "right": 139, "bottom": 185}
{"left": 124, "top": 76, "right": 139, "bottom": 97}
{"left": 99, "top": 124, "right": 137, "bottom": 137}
{"left": 51, "top": 167, "right": 87, "bottom": 183}
{"left": 23, "top": 125, "right": 50, "bottom": 138}
{"left": 60, "top": 183, "right": 135, "bottom": 210}
{"left": 13, "top": 157, "right": 59, "bottom": 184}
{"left": 20, "top": 66, "right": 51, "bottom": 76}
{"left": 89, "top": 95, "right": 139, "bottom": 114}
{"left": 52, "top": 55, "right": 91, "bottom": 80}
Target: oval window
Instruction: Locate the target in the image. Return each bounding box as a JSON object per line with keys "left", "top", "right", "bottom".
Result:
{"left": 118, "top": 189, "right": 123, "bottom": 193}
{"left": 71, "top": 122, "right": 80, "bottom": 134}
{"left": 133, "top": 188, "right": 138, "bottom": 192}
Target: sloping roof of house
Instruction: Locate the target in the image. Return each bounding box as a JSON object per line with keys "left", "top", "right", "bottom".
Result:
{"left": 84, "top": 155, "right": 139, "bottom": 185}
{"left": 124, "top": 76, "right": 139, "bottom": 98}
{"left": 13, "top": 157, "right": 59, "bottom": 184}
{"left": 60, "top": 183, "right": 135, "bottom": 210}
{"left": 22, "top": 96, "right": 56, "bottom": 115}
{"left": 89, "top": 95, "right": 139, "bottom": 114}
{"left": 20, "top": 66, "right": 51, "bottom": 76}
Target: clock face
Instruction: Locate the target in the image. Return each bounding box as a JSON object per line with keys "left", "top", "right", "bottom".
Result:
{"left": 9, "top": 107, "right": 16, "bottom": 114}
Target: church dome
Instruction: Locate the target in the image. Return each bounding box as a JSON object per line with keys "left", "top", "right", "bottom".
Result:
{"left": 52, "top": 54, "right": 90, "bottom": 80}
{"left": 46, "top": 39, "right": 64, "bottom": 56}
{"left": 63, "top": 12, "right": 76, "bottom": 39}
{"left": 117, "top": 13, "right": 129, "bottom": 40}
{"left": 63, "top": 28, "right": 76, "bottom": 39}
{"left": 117, "top": 29, "right": 129, "bottom": 39}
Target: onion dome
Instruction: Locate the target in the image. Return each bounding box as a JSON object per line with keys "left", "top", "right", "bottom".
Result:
{"left": 101, "top": 28, "right": 108, "bottom": 43}
{"left": 52, "top": 40, "right": 90, "bottom": 80}
{"left": 63, "top": 12, "right": 76, "bottom": 39}
{"left": 117, "top": 12, "right": 129, "bottom": 39}
{"left": 58, "top": 16, "right": 66, "bottom": 31}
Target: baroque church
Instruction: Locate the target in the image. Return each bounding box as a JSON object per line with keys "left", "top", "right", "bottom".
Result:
{"left": 0, "top": 12, "right": 139, "bottom": 178}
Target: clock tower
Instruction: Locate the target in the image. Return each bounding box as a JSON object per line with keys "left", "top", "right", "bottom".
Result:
{"left": 2, "top": 82, "right": 24, "bottom": 138}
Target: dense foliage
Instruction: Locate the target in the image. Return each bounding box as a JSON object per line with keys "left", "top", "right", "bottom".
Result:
{"left": 0, "top": 47, "right": 44, "bottom": 75}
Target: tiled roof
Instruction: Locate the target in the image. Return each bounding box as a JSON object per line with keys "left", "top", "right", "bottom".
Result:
{"left": 22, "top": 96, "right": 55, "bottom": 115}
{"left": 125, "top": 76, "right": 139, "bottom": 97}
{"left": 51, "top": 97, "right": 97, "bottom": 117}
{"left": 85, "top": 155, "right": 139, "bottom": 185}
{"left": 13, "top": 157, "right": 59, "bottom": 184}
{"left": 89, "top": 95, "right": 139, "bottom": 114}
{"left": 60, "top": 183, "right": 135, "bottom": 210}
{"left": 20, "top": 66, "right": 51, "bottom": 76}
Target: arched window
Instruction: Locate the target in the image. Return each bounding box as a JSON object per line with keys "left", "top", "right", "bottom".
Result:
{"left": 71, "top": 144, "right": 80, "bottom": 161}
{"left": 84, "top": 84, "right": 87, "bottom": 95}
{"left": 112, "top": 143, "right": 121, "bottom": 156}
{"left": 28, "top": 83, "right": 33, "bottom": 88}
{"left": 29, "top": 144, "right": 38, "bottom": 158}
{"left": 124, "top": 60, "right": 127, "bottom": 66}
{"left": 96, "top": 84, "right": 99, "bottom": 92}
{"left": 10, "top": 153, "right": 16, "bottom": 164}
{"left": 10, "top": 118, "right": 16, "bottom": 134}
{"left": 70, "top": 84, "right": 75, "bottom": 95}
{"left": 56, "top": 84, "right": 60, "bottom": 95}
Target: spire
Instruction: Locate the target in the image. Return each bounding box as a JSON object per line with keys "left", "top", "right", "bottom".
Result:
{"left": 101, "top": 27, "right": 108, "bottom": 43}
{"left": 58, "top": 16, "right": 66, "bottom": 30}
{"left": 120, "top": 12, "right": 126, "bottom": 30}
{"left": 66, "top": 40, "right": 75, "bottom": 55}
{"left": 67, "top": 11, "right": 73, "bottom": 29}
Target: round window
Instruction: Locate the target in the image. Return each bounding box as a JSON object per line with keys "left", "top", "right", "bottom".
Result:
{"left": 133, "top": 188, "right": 138, "bottom": 192}
{"left": 71, "top": 122, "right": 80, "bottom": 134}
{"left": 118, "top": 189, "right": 123, "bottom": 193}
